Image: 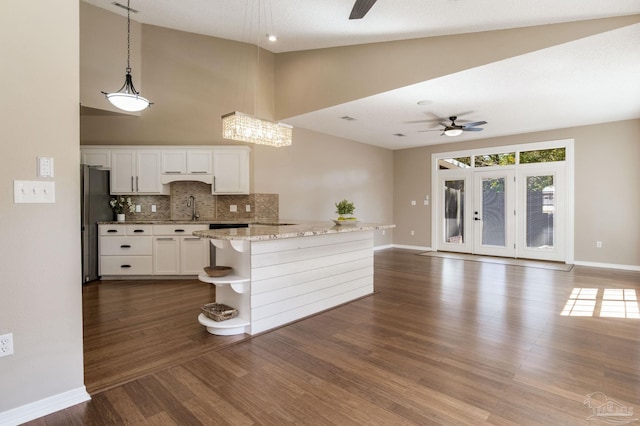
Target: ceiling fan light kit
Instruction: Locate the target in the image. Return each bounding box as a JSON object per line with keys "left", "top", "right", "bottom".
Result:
{"left": 102, "top": 0, "right": 152, "bottom": 112}
{"left": 444, "top": 128, "right": 464, "bottom": 137}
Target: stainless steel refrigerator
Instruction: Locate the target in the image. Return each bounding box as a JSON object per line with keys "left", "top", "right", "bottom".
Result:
{"left": 81, "top": 165, "right": 113, "bottom": 283}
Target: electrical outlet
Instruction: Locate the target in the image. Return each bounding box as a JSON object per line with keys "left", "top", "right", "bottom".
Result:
{"left": 0, "top": 332, "right": 14, "bottom": 357}
{"left": 135, "top": 204, "right": 141, "bottom": 213}
{"left": 230, "top": 205, "right": 237, "bottom": 212}
{"left": 151, "top": 205, "right": 156, "bottom": 212}
{"left": 410, "top": 230, "right": 415, "bottom": 236}
{"left": 245, "top": 204, "right": 251, "bottom": 212}
{"left": 596, "top": 241, "right": 602, "bottom": 248}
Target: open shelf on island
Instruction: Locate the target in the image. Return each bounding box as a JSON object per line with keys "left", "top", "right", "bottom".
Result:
{"left": 198, "top": 273, "right": 250, "bottom": 293}
{"left": 198, "top": 314, "right": 250, "bottom": 336}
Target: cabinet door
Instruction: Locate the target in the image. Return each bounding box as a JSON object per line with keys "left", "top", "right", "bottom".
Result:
{"left": 153, "top": 237, "right": 180, "bottom": 275}
{"left": 187, "top": 150, "right": 213, "bottom": 174}
{"left": 212, "top": 148, "right": 249, "bottom": 194}
{"left": 81, "top": 149, "right": 111, "bottom": 168}
{"left": 136, "top": 151, "right": 162, "bottom": 193}
{"left": 181, "top": 237, "right": 209, "bottom": 274}
{"left": 111, "top": 151, "right": 136, "bottom": 194}
{"left": 162, "top": 151, "right": 186, "bottom": 174}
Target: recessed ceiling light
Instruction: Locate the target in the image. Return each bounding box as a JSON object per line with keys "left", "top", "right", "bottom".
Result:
{"left": 340, "top": 116, "right": 356, "bottom": 121}
{"left": 417, "top": 100, "right": 432, "bottom": 106}
{"left": 393, "top": 133, "right": 405, "bottom": 137}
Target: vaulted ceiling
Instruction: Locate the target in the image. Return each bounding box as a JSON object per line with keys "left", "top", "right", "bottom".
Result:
{"left": 82, "top": 1, "right": 640, "bottom": 149}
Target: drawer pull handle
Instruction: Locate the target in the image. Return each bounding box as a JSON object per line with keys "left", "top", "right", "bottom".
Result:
{"left": 175, "top": 229, "right": 185, "bottom": 233}
{"left": 184, "top": 238, "right": 200, "bottom": 241}
{"left": 107, "top": 229, "right": 118, "bottom": 233}
{"left": 164, "top": 171, "right": 181, "bottom": 174}
{"left": 120, "top": 245, "right": 131, "bottom": 248}
{"left": 190, "top": 171, "right": 208, "bottom": 174}
{"left": 133, "top": 229, "right": 145, "bottom": 233}
{"left": 121, "top": 264, "right": 132, "bottom": 268}
{"left": 157, "top": 237, "right": 174, "bottom": 241}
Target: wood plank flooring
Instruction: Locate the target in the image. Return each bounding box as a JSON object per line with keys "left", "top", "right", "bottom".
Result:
{"left": 27, "top": 249, "right": 640, "bottom": 425}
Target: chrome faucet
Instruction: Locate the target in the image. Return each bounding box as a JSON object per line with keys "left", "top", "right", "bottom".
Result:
{"left": 187, "top": 195, "right": 199, "bottom": 221}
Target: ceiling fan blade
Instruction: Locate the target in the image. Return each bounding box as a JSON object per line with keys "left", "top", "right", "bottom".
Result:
{"left": 349, "top": 0, "right": 378, "bottom": 19}
{"left": 438, "top": 122, "right": 450, "bottom": 127}
{"left": 462, "top": 121, "right": 487, "bottom": 128}
{"left": 418, "top": 129, "right": 443, "bottom": 133}
{"left": 463, "top": 127, "right": 484, "bottom": 132}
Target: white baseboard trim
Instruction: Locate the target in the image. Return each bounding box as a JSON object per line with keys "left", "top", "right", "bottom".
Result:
{"left": 373, "top": 244, "right": 393, "bottom": 251}
{"left": 392, "top": 244, "right": 432, "bottom": 251}
{"left": 573, "top": 261, "right": 640, "bottom": 272}
{"left": 0, "top": 386, "right": 91, "bottom": 426}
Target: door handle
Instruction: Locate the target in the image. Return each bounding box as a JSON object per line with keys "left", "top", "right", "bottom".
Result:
{"left": 474, "top": 217, "right": 481, "bottom": 221}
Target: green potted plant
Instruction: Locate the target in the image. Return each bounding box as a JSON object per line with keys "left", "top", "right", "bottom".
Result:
{"left": 334, "top": 199, "right": 357, "bottom": 224}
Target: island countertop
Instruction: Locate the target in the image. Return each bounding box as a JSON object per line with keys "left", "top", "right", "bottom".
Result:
{"left": 193, "top": 221, "right": 395, "bottom": 241}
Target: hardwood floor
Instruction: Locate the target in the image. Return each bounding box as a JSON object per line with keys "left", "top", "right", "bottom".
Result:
{"left": 28, "top": 249, "right": 640, "bottom": 425}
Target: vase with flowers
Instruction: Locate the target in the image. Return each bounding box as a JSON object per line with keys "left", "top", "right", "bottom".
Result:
{"left": 110, "top": 196, "right": 135, "bottom": 222}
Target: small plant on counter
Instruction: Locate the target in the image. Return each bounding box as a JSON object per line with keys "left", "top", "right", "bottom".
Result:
{"left": 109, "top": 196, "right": 135, "bottom": 214}
{"left": 335, "top": 199, "right": 356, "bottom": 220}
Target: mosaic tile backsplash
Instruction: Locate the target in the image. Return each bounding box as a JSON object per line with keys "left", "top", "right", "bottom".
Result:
{"left": 119, "top": 182, "right": 278, "bottom": 222}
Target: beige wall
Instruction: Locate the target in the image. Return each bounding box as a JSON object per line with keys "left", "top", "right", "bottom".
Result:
{"left": 253, "top": 128, "right": 394, "bottom": 246}
{"left": 393, "top": 119, "right": 640, "bottom": 267}
{"left": 0, "top": 0, "right": 84, "bottom": 415}
{"left": 275, "top": 15, "right": 640, "bottom": 119}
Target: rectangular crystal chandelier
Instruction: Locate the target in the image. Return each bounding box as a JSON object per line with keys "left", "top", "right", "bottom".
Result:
{"left": 222, "top": 111, "right": 293, "bottom": 147}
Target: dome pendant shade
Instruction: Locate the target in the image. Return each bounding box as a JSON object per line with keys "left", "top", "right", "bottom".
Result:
{"left": 102, "top": 70, "right": 151, "bottom": 112}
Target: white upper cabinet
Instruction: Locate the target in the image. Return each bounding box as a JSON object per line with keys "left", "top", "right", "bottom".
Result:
{"left": 212, "top": 146, "right": 250, "bottom": 194}
{"left": 111, "top": 150, "right": 163, "bottom": 194}
{"left": 81, "top": 145, "right": 249, "bottom": 193}
{"left": 81, "top": 148, "right": 111, "bottom": 169}
{"left": 161, "top": 149, "right": 213, "bottom": 184}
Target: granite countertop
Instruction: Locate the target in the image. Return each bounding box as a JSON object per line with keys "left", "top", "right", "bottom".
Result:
{"left": 97, "top": 220, "right": 279, "bottom": 225}
{"left": 192, "top": 222, "right": 395, "bottom": 241}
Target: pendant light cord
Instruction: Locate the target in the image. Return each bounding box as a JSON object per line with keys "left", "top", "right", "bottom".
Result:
{"left": 126, "top": 0, "right": 131, "bottom": 73}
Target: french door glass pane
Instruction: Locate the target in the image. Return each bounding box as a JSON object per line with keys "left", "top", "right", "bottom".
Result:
{"left": 444, "top": 180, "right": 464, "bottom": 244}
{"left": 482, "top": 178, "right": 506, "bottom": 246}
{"left": 526, "top": 175, "right": 554, "bottom": 249}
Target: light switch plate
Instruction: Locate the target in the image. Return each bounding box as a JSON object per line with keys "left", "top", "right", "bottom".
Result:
{"left": 37, "top": 157, "right": 54, "bottom": 178}
{"left": 14, "top": 180, "right": 55, "bottom": 203}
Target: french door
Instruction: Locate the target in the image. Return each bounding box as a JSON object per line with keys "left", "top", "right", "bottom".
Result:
{"left": 473, "top": 170, "right": 515, "bottom": 257}
{"left": 437, "top": 162, "right": 566, "bottom": 261}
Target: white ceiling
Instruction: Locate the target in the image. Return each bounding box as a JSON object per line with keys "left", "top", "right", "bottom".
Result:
{"left": 83, "top": 0, "right": 640, "bottom": 149}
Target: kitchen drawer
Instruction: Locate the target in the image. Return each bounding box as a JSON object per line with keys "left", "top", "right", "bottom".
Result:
{"left": 126, "top": 224, "right": 153, "bottom": 235}
{"left": 100, "top": 256, "right": 153, "bottom": 275}
{"left": 153, "top": 224, "right": 208, "bottom": 235}
{"left": 100, "top": 236, "right": 153, "bottom": 256}
{"left": 100, "top": 224, "right": 126, "bottom": 236}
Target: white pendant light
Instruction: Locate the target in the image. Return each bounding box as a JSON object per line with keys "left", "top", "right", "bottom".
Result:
{"left": 102, "top": 0, "right": 152, "bottom": 112}
{"left": 444, "top": 128, "right": 464, "bottom": 137}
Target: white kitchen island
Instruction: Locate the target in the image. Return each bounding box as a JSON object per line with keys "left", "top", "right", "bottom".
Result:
{"left": 193, "top": 222, "right": 394, "bottom": 336}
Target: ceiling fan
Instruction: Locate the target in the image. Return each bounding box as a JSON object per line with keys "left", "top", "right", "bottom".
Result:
{"left": 349, "top": 0, "right": 378, "bottom": 19}
{"left": 420, "top": 116, "right": 487, "bottom": 137}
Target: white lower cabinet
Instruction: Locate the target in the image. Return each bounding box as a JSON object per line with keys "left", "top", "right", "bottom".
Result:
{"left": 181, "top": 237, "right": 209, "bottom": 274}
{"left": 99, "top": 223, "right": 209, "bottom": 277}
{"left": 99, "top": 224, "right": 153, "bottom": 275}
{"left": 153, "top": 237, "right": 180, "bottom": 275}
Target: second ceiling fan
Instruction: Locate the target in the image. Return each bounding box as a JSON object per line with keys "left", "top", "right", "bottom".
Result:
{"left": 420, "top": 116, "right": 488, "bottom": 137}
